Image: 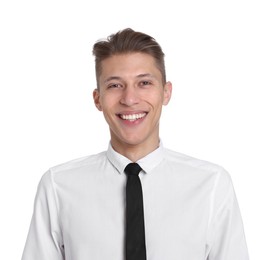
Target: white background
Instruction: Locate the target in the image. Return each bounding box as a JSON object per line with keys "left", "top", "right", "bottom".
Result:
{"left": 0, "top": 0, "right": 270, "bottom": 259}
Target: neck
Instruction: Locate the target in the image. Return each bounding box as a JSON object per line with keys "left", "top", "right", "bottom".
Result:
{"left": 111, "top": 138, "right": 160, "bottom": 162}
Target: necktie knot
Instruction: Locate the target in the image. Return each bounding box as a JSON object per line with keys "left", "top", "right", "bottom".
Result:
{"left": 124, "top": 163, "right": 142, "bottom": 176}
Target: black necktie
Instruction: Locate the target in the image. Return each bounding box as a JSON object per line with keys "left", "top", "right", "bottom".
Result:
{"left": 124, "top": 163, "right": 147, "bottom": 260}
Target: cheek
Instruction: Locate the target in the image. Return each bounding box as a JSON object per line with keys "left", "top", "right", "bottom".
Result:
{"left": 143, "top": 89, "right": 163, "bottom": 101}
{"left": 100, "top": 91, "right": 120, "bottom": 105}
{"left": 99, "top": 95, "right": 111, "bottom": 108}
{"left": 150, "top": 93, "right": 165, "bottom": 109}
{"left": 100, "top": 97, "right": 117, "bottom": 116}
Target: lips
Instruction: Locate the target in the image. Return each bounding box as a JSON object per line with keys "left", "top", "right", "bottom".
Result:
{"left": 118, "top": 112, "right": 147, "bottom": 121}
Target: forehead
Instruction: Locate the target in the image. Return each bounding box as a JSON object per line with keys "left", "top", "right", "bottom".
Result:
{"left": 99, "top": 52, "right": 161, "bottom": 79}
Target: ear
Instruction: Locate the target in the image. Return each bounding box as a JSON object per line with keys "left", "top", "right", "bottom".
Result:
{"left": 93, "top": 88, "right": 102, "bottom": 111}
{"left": 163, "top": 81, "right": 172, "bottom": 105}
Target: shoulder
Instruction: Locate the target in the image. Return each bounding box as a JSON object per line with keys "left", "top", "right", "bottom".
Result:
{"left": 163, "top": 148, "right": 234, "bottom": 203}
{"left": 33, "top": 151, "right": 107, "bottom": 198}
{"left": 164, "top": 148, "right": 225, "bottom": 171}
{"left": 50, "top": 151, "right": 106, "bottom": 173}
{"left": 40, "top": 151, "right": 107, "bottom": 183}
{"left": 163, "top": 148, "right": 231, "bottom": 183}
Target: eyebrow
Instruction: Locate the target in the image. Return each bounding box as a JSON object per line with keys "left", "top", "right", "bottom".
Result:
{"left": 104, "top": 76, "right": 122, "bottom": 83}
{"left": 136, "top": 73, "right": 158, "bottom": 80}
{"left": 104, "top": 73, "right": 157, "bottom": 83}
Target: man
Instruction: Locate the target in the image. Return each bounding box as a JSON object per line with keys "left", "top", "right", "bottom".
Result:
{"left": 22, "top": 28, "right": 249, "bottom": 260}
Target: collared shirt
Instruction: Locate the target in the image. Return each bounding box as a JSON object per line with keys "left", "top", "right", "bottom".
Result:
{"left": 22, "top": 143, "right": 249, "bottom": 260}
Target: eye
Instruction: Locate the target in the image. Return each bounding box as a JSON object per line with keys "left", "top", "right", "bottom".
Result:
{"left": 139, "top": 81, "right": 152, "bottom": 87}
{"left": 108, "top": 83, "right": 122, "bottom": 89}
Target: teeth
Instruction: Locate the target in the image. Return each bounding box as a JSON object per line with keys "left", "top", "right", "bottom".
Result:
{"left": 120, "top": 113, "right": 146, "bottom": 121}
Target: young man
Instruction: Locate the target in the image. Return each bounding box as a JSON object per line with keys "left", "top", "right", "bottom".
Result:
{"left": 22, "top": 28, "right": 249, "bottom": 260}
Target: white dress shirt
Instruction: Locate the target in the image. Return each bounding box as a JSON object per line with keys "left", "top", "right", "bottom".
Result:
{"left": 22, "top": 143, "right": 249, "bottom": 260}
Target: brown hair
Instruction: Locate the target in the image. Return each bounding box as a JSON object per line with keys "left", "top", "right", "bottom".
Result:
{"left": 92, "top": 28, "right": 166, "bottom": 88}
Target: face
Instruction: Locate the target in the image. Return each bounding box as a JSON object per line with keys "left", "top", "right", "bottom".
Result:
{"left": 93, "top": 52, "right": 172, "bottom": 155}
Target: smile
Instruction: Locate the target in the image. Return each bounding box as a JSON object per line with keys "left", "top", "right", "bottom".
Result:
{"left": 118, "top": 113, "right": 147, "bottom": 121}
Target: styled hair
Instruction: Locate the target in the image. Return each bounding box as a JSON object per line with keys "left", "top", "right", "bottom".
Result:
{"left": 92, "top": 28, "right": 166, "bottom": 88}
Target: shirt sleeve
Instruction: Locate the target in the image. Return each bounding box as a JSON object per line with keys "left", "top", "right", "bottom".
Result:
{"left": 22, "top": 170, "right": 65, "bottom": 260}
{"left": 206, "top": 169, "right": 249, "bottom": 260}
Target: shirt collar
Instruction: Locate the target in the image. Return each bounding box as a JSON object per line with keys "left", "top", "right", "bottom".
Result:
{"left": 106, "top": 141, "right": 165, "bottom": 175}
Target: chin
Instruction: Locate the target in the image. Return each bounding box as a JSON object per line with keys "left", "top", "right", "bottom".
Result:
{"left": 123, "top": 137, "right": 145, "bottom": 146}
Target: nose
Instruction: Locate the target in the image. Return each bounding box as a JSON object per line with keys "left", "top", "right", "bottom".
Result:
{"left": 120, "top": 86, "right": 140, "bottom": 106}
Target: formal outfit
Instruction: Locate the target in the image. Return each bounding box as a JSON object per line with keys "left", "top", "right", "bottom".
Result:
{"left": 22, "top": 143, "right": 249, "bottom": 260}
